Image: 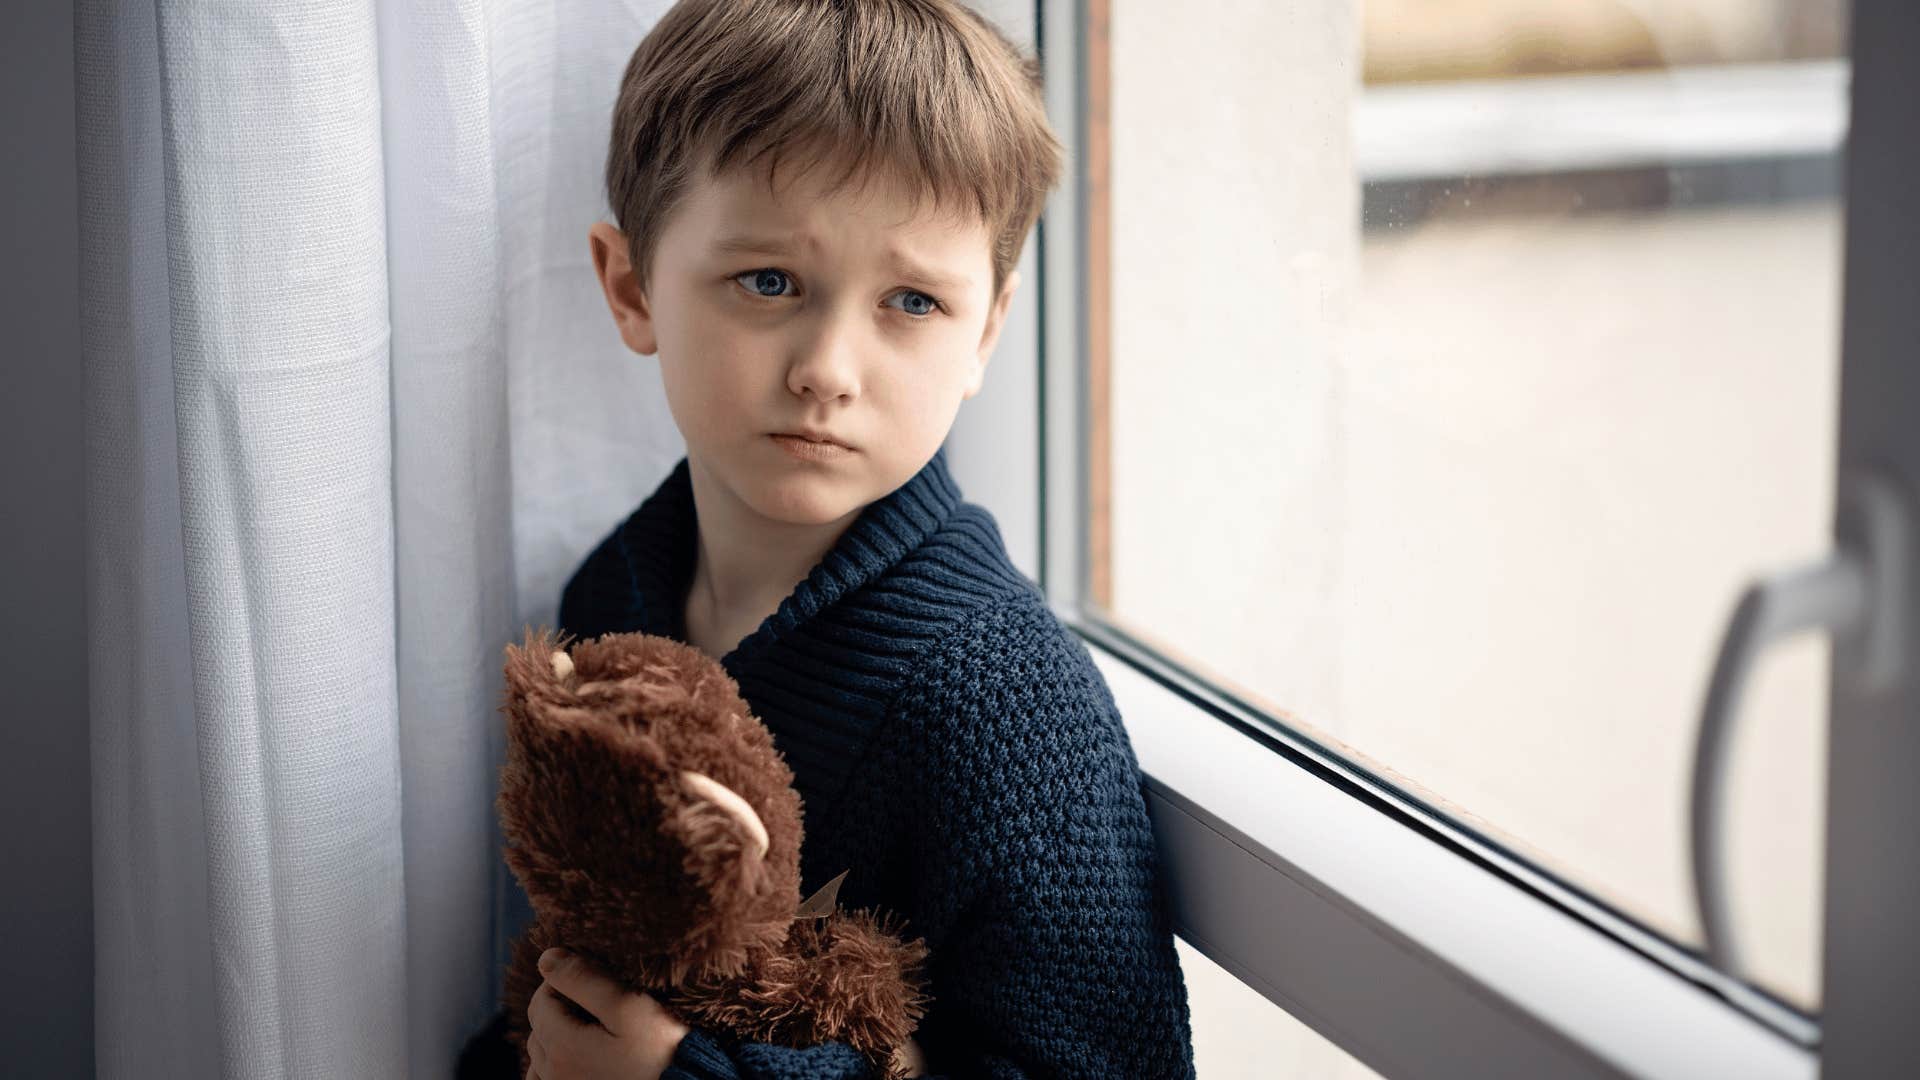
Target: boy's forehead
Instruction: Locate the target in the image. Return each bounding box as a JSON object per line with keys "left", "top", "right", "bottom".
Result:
{"left": 689, "top": 159, "right": 992, "bottom": 281}
{"left": 704, "top": 157, "right": 966, "bottom": 229}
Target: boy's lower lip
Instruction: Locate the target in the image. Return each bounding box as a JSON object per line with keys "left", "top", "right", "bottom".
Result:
{"left": 769, "top": 433, "right": 854, "bottom": 461}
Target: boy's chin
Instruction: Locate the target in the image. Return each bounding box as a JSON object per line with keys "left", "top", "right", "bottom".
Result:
{"left": 744, "top": 472, "right": 871, "bottom": 528}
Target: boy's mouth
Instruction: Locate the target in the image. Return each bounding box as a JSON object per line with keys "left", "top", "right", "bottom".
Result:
{"left": 770, "top": 428, "right": 853, "bottom": 450}
{"left": 769, "top": 432, "right": 856, "bottom": 460}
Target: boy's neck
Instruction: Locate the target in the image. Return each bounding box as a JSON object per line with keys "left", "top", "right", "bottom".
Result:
{"left": 682, "top": 453, "right": 863, "bottom": 652}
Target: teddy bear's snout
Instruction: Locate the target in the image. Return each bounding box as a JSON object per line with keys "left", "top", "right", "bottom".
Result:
{"left": 680, "top": 770, "right": 770, "bottom": 861}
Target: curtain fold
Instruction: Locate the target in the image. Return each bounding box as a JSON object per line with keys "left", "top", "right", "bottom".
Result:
{"left": 376, "top": 0, "right": 515, "bottom": 1075}
{"left": 82, "top": 0, "right": 410, "bottom": 1076}
{"left": 78, "top": 0, "right": 219, "bottom": 1074}
{"left": 78, "top": 0, "right": 542, "bottom": 1075}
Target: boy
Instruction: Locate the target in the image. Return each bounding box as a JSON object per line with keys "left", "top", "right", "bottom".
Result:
{"left": 498, "top": 1, "right": 1197, "bottom": 1077}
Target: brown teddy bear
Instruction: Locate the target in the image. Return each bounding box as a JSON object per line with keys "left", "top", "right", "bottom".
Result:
{"left": 494, "top": 625, "right": 931, "bottom": 1079}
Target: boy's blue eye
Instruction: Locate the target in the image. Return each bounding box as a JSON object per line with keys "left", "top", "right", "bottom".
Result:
{"left": 884, "top": 289, "right": 942, "bottom": 318}
{"left": 734, "top": 268, "right": 794, "bottom": 298}
{"left": 731, "top": 268, "right": 943, "bottom": 318}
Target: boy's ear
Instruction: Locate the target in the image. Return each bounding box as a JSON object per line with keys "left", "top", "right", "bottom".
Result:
{"left": 965, "top": 269, "right": 1020, "bottom": 400}
{"left": 588, "top": 221, "right": 659, "bottom": 356}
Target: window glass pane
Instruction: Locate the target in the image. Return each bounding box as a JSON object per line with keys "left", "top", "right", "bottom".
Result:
{"left": 1101, "top": 0, "right": 1847, "bottom": 1012}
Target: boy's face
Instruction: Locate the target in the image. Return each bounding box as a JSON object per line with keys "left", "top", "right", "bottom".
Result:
{"left": 589, "top": 156, "right": 1018, "bottom": 529}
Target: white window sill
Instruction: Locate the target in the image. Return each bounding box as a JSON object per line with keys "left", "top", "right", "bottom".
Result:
{"left": 1356, "top": 59, "right": 1847, "bottom": 182}
{"left": 1073, "top": 615, "right": 1817, "bottom": 1080}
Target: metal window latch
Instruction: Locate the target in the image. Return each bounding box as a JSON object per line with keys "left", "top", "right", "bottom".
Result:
{"left": 1690, "top": 467, "right": 1912, "bottom": 980}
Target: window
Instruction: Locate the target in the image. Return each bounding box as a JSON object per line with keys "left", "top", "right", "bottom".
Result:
{"left": 1023, "top": 0, "right": 1920, "bottom": 1074}
{"left": 1093, "top": 0, "right": 1847, "bottom": 1016}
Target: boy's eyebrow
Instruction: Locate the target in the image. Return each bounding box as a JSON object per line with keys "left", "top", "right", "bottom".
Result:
{"left": 710, "top": 232, "right": 816, "bottom": 258}
{"left": 710, "top": 233, "right": 972, "bottom": 293}
{"left": 888, "top": 255, "right": 971, "bottom": 293}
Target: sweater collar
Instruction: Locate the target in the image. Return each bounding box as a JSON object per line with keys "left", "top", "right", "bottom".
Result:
{"left": 617, "top": 443, "right": 964, "bottom": 676}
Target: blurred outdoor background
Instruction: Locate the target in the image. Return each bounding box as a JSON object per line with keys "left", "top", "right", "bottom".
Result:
{"left": 1102, "top": 1, "right": 1851, "bottom": 1074}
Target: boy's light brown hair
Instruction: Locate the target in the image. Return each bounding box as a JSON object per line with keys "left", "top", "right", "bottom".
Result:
{"left": 605, "top": 0, "right": 1064, "bottom": 301}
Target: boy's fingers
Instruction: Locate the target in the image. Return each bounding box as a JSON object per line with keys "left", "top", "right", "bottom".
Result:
{"left": 527, "top": 982, "right": 557, "bottom": 1036}
{"left": 629, "top": 989, "right": 684, "bottom": 1039}
{"left": 525, "top": 1027, "right": 548, "bottom": 1079}
{"left": 528, "top": 980, "right": 596, "bottom": 1043}
{"left": 536, "top": 951, "right": 624, "bottom": 1035}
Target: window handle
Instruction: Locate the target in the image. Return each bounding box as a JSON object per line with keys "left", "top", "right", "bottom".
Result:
{"left": 1690, "top": 468, "right": 1911, "bottom": 980}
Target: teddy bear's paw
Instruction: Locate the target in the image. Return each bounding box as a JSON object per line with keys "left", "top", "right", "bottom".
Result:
{"left": 804, "top": 909, "right": 934, "bottom": 1039}
{"left": 685, "top": 910, "right": 932, "bottom": 1055}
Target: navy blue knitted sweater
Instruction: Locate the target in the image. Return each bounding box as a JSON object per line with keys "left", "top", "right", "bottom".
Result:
{"left": 552, "top": 445, "right": 1195, "bottom": 1080}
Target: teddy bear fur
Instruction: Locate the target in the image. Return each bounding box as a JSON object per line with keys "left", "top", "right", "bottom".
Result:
{"left": 494, "top": 625, "right": 931, "bottom": 1079}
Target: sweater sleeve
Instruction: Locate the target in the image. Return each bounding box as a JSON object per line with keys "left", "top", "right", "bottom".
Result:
{"left": 663, "top": 599, "right": 1195, "bottom": 1080}
{"left": 662, "top": 1026, "right": 876, "bottom": 1080}
{"left": 889, "top": 599, "right": 1198, "bottom": 1079}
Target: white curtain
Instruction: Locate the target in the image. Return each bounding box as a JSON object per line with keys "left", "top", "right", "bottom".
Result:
{"left": 78, "top": 1, "right": 680, "bottom": 1076}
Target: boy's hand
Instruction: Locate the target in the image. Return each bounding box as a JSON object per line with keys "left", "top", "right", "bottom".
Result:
{"left": 525, "top": 947, "right": 690, "bottom": 1080}
{"left": 892, "top": 1035, "right": 929, "bottom": 1077}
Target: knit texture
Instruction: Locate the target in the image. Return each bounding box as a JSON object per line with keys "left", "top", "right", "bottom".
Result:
{"left": 551, "top": 445, "right": 1195, "bottom": 1079}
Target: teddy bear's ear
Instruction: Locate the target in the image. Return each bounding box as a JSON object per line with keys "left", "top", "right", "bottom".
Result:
{"left": 794, "top": 869, "right": 849, "bottom": 919}
{"left": 680, "top": 770, "right": 769, "bottom": 860}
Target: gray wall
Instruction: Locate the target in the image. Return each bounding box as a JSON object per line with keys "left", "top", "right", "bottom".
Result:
{"left": 2, "top": 5, "right": 91, "bottom": 1078}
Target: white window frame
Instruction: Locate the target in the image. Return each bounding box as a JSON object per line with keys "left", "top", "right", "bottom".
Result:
{"left": 939, "top": 1, "right": 1920, "bottom": 1076}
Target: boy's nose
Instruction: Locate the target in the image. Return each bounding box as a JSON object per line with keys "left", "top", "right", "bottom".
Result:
{"left": 788, "top": 320, "right": 864, "bottom": 403}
